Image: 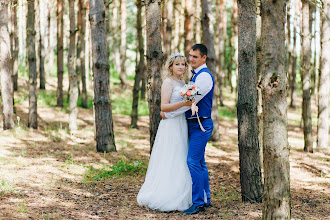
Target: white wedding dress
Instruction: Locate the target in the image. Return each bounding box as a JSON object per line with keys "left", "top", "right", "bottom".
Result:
{"left": 137, "top": 79, "right": 192, "bottom": 211}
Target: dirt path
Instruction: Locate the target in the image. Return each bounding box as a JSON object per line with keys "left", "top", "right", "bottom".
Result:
{"left": 0, "top": 79, "right": 329, "bottom": 219}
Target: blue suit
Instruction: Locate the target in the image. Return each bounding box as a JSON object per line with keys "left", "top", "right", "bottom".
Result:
{"left": 185, "top": 67, "right": 214, "bottom": 206}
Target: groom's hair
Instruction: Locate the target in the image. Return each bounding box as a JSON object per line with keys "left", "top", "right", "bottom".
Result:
{"left": 192, "top": 44, "right": 208, "bottom": 57}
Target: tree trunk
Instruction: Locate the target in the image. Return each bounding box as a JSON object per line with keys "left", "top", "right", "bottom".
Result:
{"left": 310, "top": 6, "right": 316, "bottom": 95}
{"left": 57, "top": 0, "right": 64, "bottom": 107}
{"left": 68, "top": 0, "right": 78, "bottom": 131}
{"left": 78, "top": 0, "right": 87, "bottom": 108}
{"left": 119, "top": 0, "right": 127, "bottom": 89}
{"left": 260, "top": 0, "right": 291, "bottom": 218}
{"left": 215, "top": 0, "right": 224, "bottom": 106}
{"left": 0, "top": 0, "right": 15, "bottom": 129}
{"left": 89, "top": 0, "right": 116, "bottom": 152}
{"left": 146, "top": 0, "right": 163, "bottom": 151}
{"left": 37, "top": 0, "right": 45, "bottom": 90}
{"left": 162, "top": 0, "right": 171, "bottom": 61}
{"left": 317, "top": 0, "right": 329, "bottom": 151}
{"left": 184, "top": 0, "right": 192, "bottom": 59}
{"left": 11, "top": 0, "right": 18, "bottom": 92}
{"left": 201, "top": 0, "right": 220, "bottom": 141}
{"left": 193, "top": 0, "right": 201, "bottom": 42}
{"left": 232, "top": 0, "right": 238, "bottom": 97}
{"left": 237, "top": 0, "right": 263, "bottom": 203}
{"left": 131, "top": 0, "right": 145, "bottom": 129}
{"left": 111, "top": 0, "right": 120, "bottom": 72}
{"left": 301, "top": 0, "right": 313, "bottom": 153}
{"left": 290, "top": 0, "right": 299, "bottom": 108}
{"left": 140, "top": 6, "right": 147, "bottom": 100}
{"left": 172, "top": 0, "right": 179, "bottom": 52}
{"left": 27, "top": 0, "right": 38, "bottom": 129}
{"left": 286, "top": 0, "right": 292, "bottom": 77}
{"left": 256, "top": 0, "right": 263, "bottom": 165}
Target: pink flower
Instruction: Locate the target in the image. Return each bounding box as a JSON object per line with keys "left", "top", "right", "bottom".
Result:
{"left": 186, "top": 90, "right": 192, "bottom": 97}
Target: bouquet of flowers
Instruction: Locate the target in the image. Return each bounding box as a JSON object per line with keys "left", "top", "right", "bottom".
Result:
{"left": 180, "top": 82, "right": 200, "bottom": 102}
{"left": 180, "top": 82, "right": 206, "bottom": 132}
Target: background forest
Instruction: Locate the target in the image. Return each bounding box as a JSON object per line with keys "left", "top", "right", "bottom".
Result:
{"left": 0, "top": 0, "right": 329, "bottom": 219}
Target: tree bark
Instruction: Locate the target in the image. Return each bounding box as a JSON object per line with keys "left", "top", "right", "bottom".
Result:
{"left": 140, "top": 6, "right": 147, "bottom": 100}
{"left": 131, "top": 0, "right": 145, "bottom": 129}
{"left": 317, "top": 0, "right": 329, "bottom": 151}
{"left": 215, "top": 0, "right": 224, "bottom": 106}
{"left": 89, "top": 0, "right": 116, "bottom": 152}
{"left": 193, "top": 0, "right": 201, "bottom": 42}
{"left": 301, "top": 0, "right": 313, "bottom": 153}
{"left": 119, "top": 0, "right": 127, "bottom": 89}
{"left": 163, "top": 0, "right": 173, "bottom": 61}
{"left": 184, "top": 0, "right": 193, "bottom": 59}
{"left": 36, "top": 0, "right": 45, "bottom": 90}
{"left": 286, "top": 0, "right": 292, "bottom": 78}
{"left": 0, "top": 0, "right": 15, "bottom": 129}
{"left": 110, "top": 0, "right": 119, "bottom": 70}
{"left": 201, "top": 0, "right": 220, "bottom": 141}
{"left": 146, "top": 0, "right": 163, "bottom": 151}
{"left": 11, "top": 0, "right": 18, "bottom": 92}
{"left": 68, "top": 0, "right": 78, "bottom": 131}
{"left": 57, "top": 0, "right": 64, "bottom": 107}
{"left": 290, "top": 0, "right": 299, "bottom": 108}
{"left": 260, "top": 0, "right": 291, "bottom": 218}
{"left": 27, "top": 0, "right": 37, "bottom": 129}
{"left": 237, "top": 0, "right": 263, "bottom": 203}
{"left": 78, "top": 0, "right": 87, "bottom": 108}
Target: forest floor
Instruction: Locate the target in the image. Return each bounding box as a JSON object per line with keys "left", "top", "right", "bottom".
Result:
{"left": 0, "top": 76, "right": 329, "bottom": 220}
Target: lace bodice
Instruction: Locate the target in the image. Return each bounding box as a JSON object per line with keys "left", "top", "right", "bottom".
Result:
{"left": 164, "top": 78, "right": 185, "bottom": 104}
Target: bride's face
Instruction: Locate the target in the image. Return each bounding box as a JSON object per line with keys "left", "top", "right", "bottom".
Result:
{"left": 170, "top": 60, "right": 186, "bottom": 78}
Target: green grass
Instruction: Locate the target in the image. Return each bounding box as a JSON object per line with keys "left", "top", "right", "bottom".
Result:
{"left": 0, "top": 178, "right": 16, "bottom": 196}
{"left": 218, "top": 105, "right": 237, "bottom": 120}
{"left": 83, "top": 159, "right": 147, "bottom": 182}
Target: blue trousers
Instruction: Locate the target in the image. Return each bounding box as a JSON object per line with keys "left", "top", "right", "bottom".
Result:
{"left": 187, "top": 118, "right": 213, "bottom": 206}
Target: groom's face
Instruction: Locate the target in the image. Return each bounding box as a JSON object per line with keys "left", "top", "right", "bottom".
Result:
{"left": 189, "top": 49, "right": 207, "bottom": 70}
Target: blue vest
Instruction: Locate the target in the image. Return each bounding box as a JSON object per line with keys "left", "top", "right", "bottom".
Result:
{"left": 185, "top": 67, "right": 214, "bottom": 119}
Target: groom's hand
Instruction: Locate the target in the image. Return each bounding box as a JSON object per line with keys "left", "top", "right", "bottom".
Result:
{"left": 160, "top": 111, "right": 167, "bottom": 120}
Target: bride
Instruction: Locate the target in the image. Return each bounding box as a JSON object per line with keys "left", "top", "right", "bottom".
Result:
{"left": 137, "top": 53, "right": 193, "bottom": 211}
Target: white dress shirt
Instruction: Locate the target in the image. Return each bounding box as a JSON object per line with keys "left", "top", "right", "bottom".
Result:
{"left": 164, "top": 64, "right": 213, "bottom": 119}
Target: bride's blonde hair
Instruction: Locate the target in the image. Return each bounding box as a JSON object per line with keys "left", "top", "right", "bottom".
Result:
{"left": 162, "top": 53, "right": 189, "bottom": 82}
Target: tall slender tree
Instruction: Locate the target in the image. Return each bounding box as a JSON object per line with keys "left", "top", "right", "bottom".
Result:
{"left": 110, "top": 0, "right": 120, "bottom": 71}
{"left": 27, "top": 0, "right": 37, "bottom": 129}
{"left": 215, "top": 0, "right": 224, "bottom": 106}
{"left": 290, "top": 0, "right": 299, "bottom": 108}
{"left": 57, "top": 0, "right": 64, "bottom": 107}
{"left": 119, "top": 0, "right": 127, "bottom": 89}
{"left": 201, "top": 0, "right": 220, "bottom": 141}
{"left": 184, "top": 0, "right": 193, "bottom": 58}
{"left": 146, "top": 0, "right": 163, "bottom": 151}
{"left": 259, "top": 0, "right": 290, "bottom": 218}
{"left": 11, "top": 0, "right": 18, "bottom": 92}
{"left": 68, "top": 0, "right": 78, "bottom": 131}
{"left": 140, "top": 5, "right": 147, "bottom": 100}
{"left": 36, "top": 0, "right": 45, "bottom": 90}
{"left": 237, "top": 0, "right": 263, "bottom": 203}
{"left": 301, "top": 0, "right": 313, "bottom": 153}
{"left": 0, "top": 0, "right": 15, "bottom": 129}
{"left": 317, "top": 0, "right": 329, "bottom": 151}
{"left": 131, "top": 0, "right": 145, "bottom": 128}
{"left": 78, "top": 0, "right": 87, "bottom": 108}
{"left": 89, "top": 0, "right": 116, "bottom": 152}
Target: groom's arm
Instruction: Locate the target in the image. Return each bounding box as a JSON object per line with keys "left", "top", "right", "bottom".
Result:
{"left": 164, "top": 72, "right": 213, "bottom": 119}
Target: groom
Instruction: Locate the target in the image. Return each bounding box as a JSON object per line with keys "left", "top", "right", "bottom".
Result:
{"left": 161, "top": 44, "right": 214, "bottom": 214}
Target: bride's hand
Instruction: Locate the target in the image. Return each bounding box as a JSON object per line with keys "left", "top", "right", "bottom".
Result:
{"left": 183, "top": 100, "right": 193, "bottom": 106}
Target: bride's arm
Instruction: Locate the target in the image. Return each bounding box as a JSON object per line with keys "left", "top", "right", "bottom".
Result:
{"left": 161, "top": 79, "right": 192, "bottom": 112}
